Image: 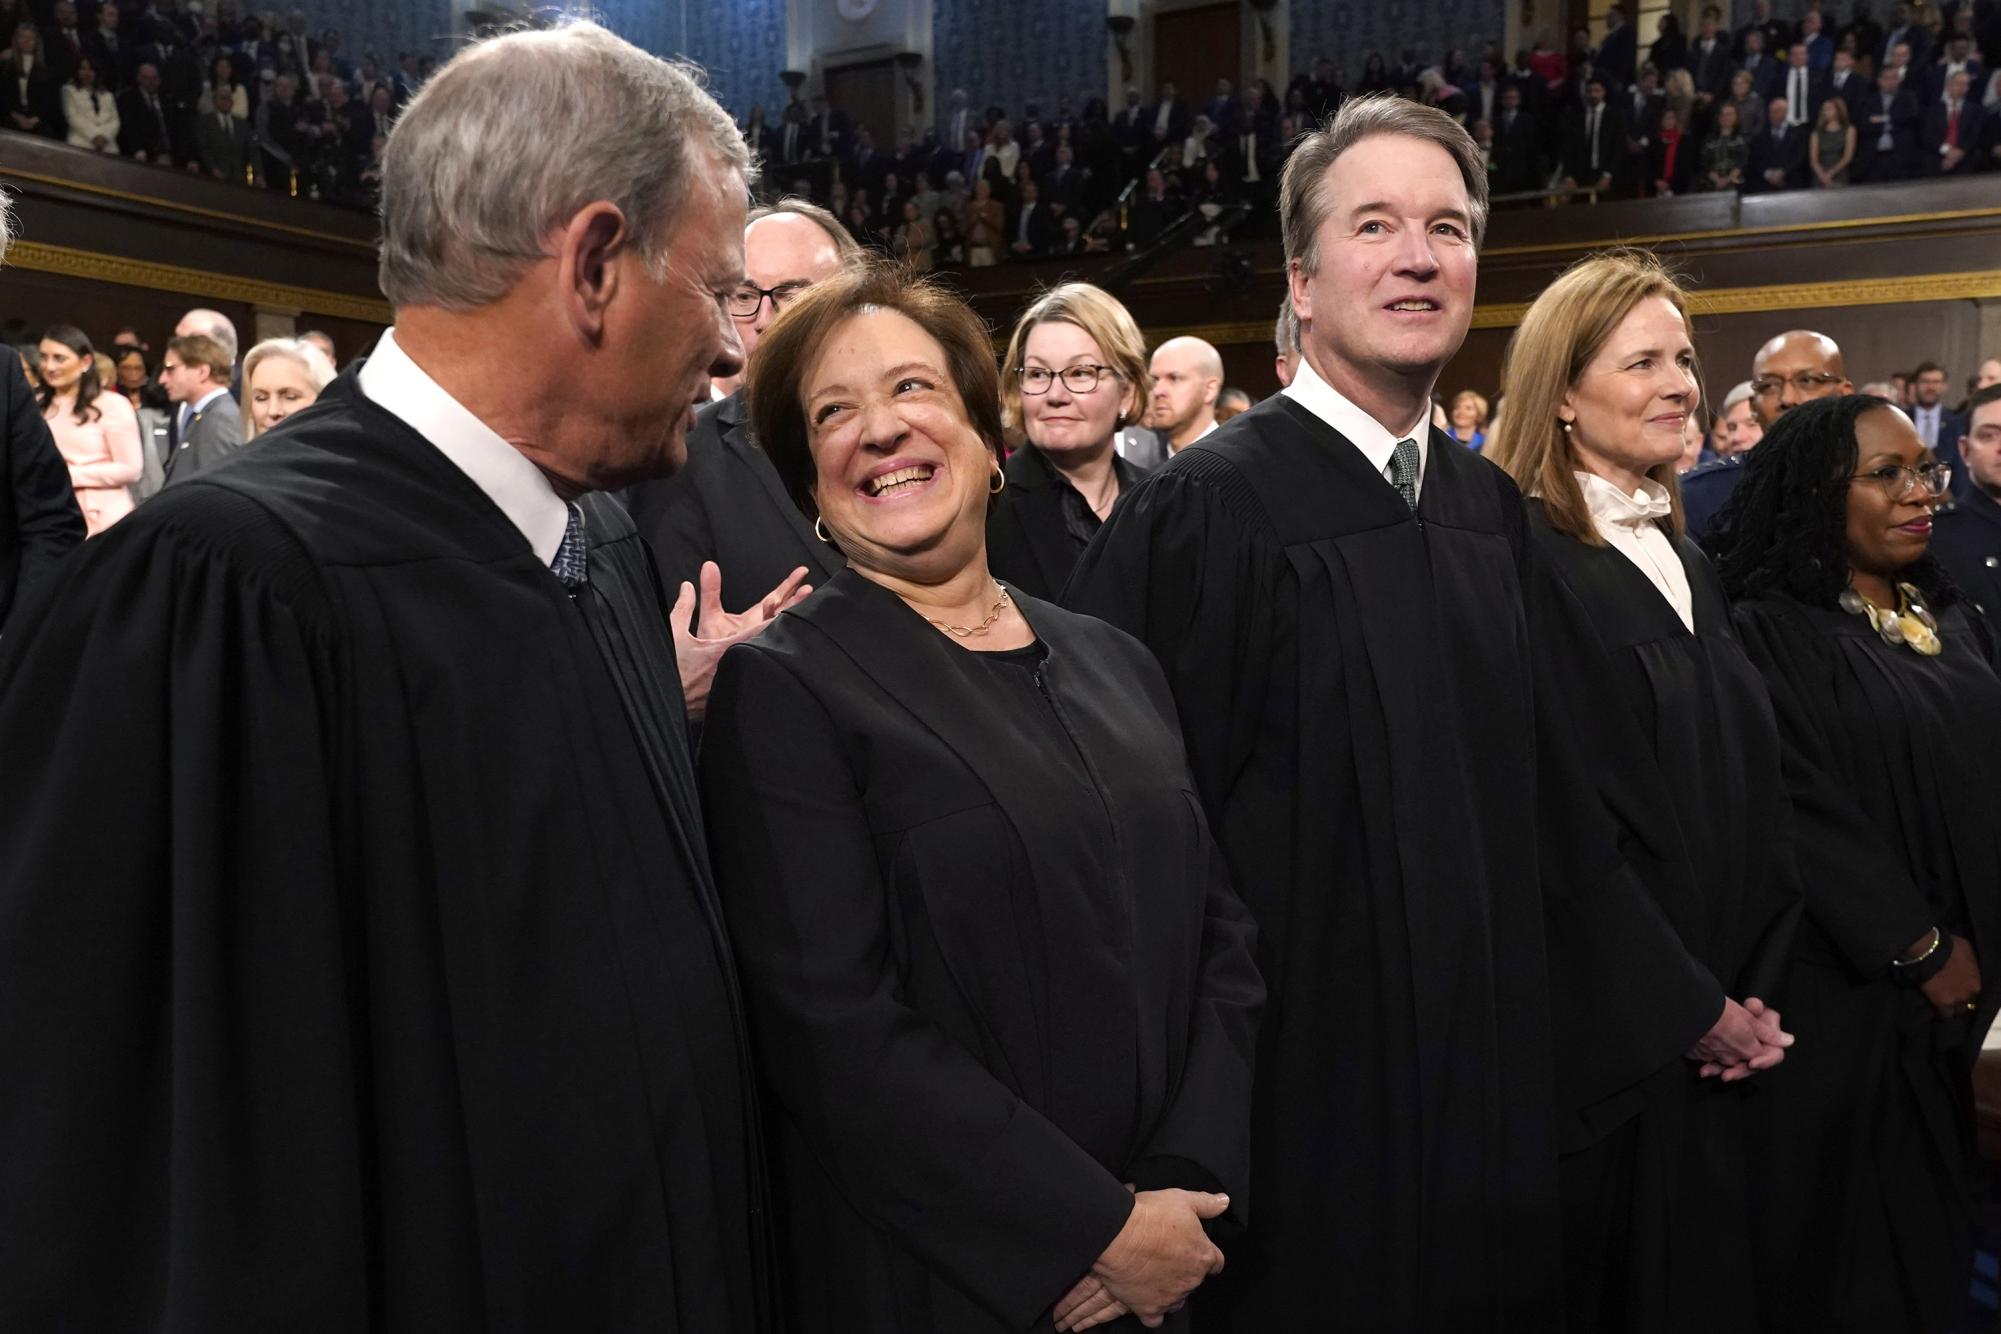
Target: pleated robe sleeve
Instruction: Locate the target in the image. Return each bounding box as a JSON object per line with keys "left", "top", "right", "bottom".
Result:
{"left": 700, "top": 643, "right": 1136, "bottom": 1331}
{"left": 0, "top": 491, "right": 365, "bottom": 1329}
{"left": 1731, "top": 598, "right": 1937, "bottom": 973}
{"left": 1522, "top": 541, "right": 1733, "bottom": 1119}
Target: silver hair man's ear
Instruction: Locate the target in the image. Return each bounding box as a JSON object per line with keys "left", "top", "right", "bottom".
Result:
{"left": 376, "top": 20, "right": 749, "bottom": 312}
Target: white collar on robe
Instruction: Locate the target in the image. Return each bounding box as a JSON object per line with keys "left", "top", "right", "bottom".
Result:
{"left": 1574, "top": 470, "right": 1694, "bottom": 631}
{"left": 1281, "top": 355, "right": 1430, "bottom": 497}
{"left": 1576, "top": 468, "right": 1673, "bottom": 527}
{"left": 358, "top": 327, "right": 569, "bottom": 566}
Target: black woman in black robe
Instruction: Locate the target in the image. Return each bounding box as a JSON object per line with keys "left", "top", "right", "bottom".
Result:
{"left": 1707, "top": 393, "right": 2001, "bottom": 1334}
{"left": 1487, "top": 252, "right": 1801, "bottom": 1334}
{"left": 703, "top": 263, "right": 1262, "bottom": 1333}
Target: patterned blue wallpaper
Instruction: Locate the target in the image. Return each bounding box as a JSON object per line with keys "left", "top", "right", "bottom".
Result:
{"left": 679, "top": 0, "right": 789, "bottom": 123}
{"left": 311, "top": 0, "right": 455, "bottom": 65}
{"left": 1289, "top": 0, "right": 1510, "bottom": 84}
{"left": 933, "top": 0, "right": 1108, "bottom": 124}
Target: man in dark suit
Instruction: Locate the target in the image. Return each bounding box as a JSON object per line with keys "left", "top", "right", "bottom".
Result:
{"left": 1857, "top": 65, "right": 1920, "bottom": 180}
{"left": 1879, "top": 2, "right": 1932, "bottom": 70}
{"left": 195, "top": 91, "right": 253, "bottom": 180}
{"left": 0, "top": 202, "right": 85, "bottom": 635}
{"left": 1687, "top": 9, "right": 1737, "bottom": 103}
{"left": 1561, "top": 77, "right": 1628, "bottom": 195}
{"left": 159, "top": 332, "right": 243, "bottom": 486}
{"left": 116, "top": 61, "right": 175, "bottom": 160}
{"left": 1008, "top": 178, "right": 1053, "bottom": 256}
{"left": 1910, "top": 361, "right": 1970, "bottom": 485}
{"left": 82, "top": 3, "right": 134, "bottom": 89}
{"left": 1738, "top": 29, "right": 1781, "bottom": 101}
{"left": 1491, "top": 84, "right": 1543, "bottom": 192}
{"left": 1219, "top": 117, "right": 1279, "bottom": 224}
{"left": 1777, "top": 42, "right": 1829, "bottom": 132}
{"left": 1597, "top": 6, "right": 1638, "bottom": 87}
{"left": 1147, "top": 79, "right": 1190, "bottom": 150}
{"left": 1736, "top": 0, "right": 1794, "bottom": 58}
{"left": 40, "top": 0, "right": 84, "bottom": 87}
{"left": 1923, "top": 69, "right": 1982, "bottom": 174}
{"left": 1127, "top": 167, "right": 1177, "bottom": 247}
{"left": 1041, "top": 143, "right": 1086, "bottom": 207}
{"left": 628, "top": 199, "right": 848, "bottom": 620}
{"left": 1827, "top": 49, "right": 1868, "bottom": 119}
{"left": 1926, "top": 35, "right": 1986, "bottom": 104}
{"left": 1747, "top": 96, "right": 1808, "bottom": 190}
{"left": 1929, "top": 386, "right": 2001, "bottom": 614}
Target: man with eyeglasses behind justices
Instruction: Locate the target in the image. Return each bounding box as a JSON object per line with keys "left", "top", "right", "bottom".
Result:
{"left": 1683, "top": 328, "right": 1852, "bottom": 542}
{"left": 627, "top": 198, "right": 855, "bottom": 715}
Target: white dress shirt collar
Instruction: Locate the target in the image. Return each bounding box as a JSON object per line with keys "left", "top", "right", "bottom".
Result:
{"left": 358, "top": 327, "right": 570, "bottom": 566}
{"left": 1281, "top": 356, "right": 1430, "bottom": 498}
{"left": 191, "top": 385, "right": 230, "bottom": 416}
{"left": 1576, "top": 470, "right": 1694, "bottom": 631}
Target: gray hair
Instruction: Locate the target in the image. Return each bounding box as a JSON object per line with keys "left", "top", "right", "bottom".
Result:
{"left": 1279, "top": 93, "right": 1490, "bottom": 276}
{"left": 1274, "top": 291, "right": 1300, "bottom": 360}
{"left": 0, "top": 184, "right": 13, "bottom": 267}
{"left": 1722, "top": 380, "right": 1757, "bottom": 414}
{"left": 178, "top": 307, "right": 239, "bottom": 364}
{"left": 747, "top": 197, "right": 860, "bottom": 260}
{"left": 378, "top": 21, "right": 749, "bottom": 311}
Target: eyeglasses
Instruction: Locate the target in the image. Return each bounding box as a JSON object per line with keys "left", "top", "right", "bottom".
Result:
{"left": 1016, "top": 364, "right": 1117, "bottom": 395}
{"left": 1750, "top": 371, "right": 1846, "bottom": 398}
{"left": 1851, "top": 461, "right": 1951, "bottom": 500}
{"left": 726, "top": 280, "right": 810, "bottom": 321}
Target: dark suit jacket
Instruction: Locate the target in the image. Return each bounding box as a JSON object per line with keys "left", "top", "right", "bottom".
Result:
{"left": 162, "top": 391, "right": 244, "bottom": 487}
{"left": 1687, "top": 38, "right": 1737, "bottom": 98}
{"left": 82, "top": 29, "right": 134, "bottom": 89}
{"left": 1563, "top": 102, "right": 1629, "bottom": 186}
{"left": 1856, "top": 89, "right": 1920, "bottom": 178}
{"left": 0, "top": 355, "right": 85, "bottom": 634}
{"left": 1931, "top": 486, "right": 2001, "bottom": 616}
{"left": 1746, "top": 122, "right": 1808, "bottom": 189}
{"left": 1006, "top": 198, "right": 1053, "bottom": 253}
{"left": 116, "top": 85, "right": 173, "bottom": 158}
{"left": 1, "top": 57, "right": 64, "bottom": 137}
{"left": 1922, "top": 97, "right": 1984, "bottom": 170}
{"left": 625, "top": 390, "right": 842, "bottom": 623}
{"left": 1491, "top": 110, "right": 1544, "bottom": 191}
{"left": 986, "top": 445, "right": 1147, "bottom": 602}
{"left": 195, "top": 108, "right": 252, "bottom": 180}
{"left": 1925, "top": 410, "right": 1971, "bottom": 493}
{"left": 1738, "top": 52, "right": 1781, "bottom": 102}
{"left": 1598, "top": 24, "right": 1638, "bottom": 86}
{"left": 1146, "top": 97, "right": 1190, "bottom": 143}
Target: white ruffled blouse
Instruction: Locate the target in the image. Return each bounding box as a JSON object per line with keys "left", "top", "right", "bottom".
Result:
{"left": 1576, "top": 470, "right": 1694, "bottom": 633}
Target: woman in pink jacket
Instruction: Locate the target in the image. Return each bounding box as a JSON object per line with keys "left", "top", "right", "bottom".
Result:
{"left": 38, "top": 325, "right": 142, "bottom": 536}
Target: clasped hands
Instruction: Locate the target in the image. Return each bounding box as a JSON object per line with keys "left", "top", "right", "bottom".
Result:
{"left": 1052, "top": 1186, "right": 1229, "bottom": 1332}
{"left": 1686, "top": 996, "right": 1793, "bottom": 1082}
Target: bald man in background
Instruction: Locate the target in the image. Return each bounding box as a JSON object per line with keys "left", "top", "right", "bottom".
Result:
{"left": 627, "top": 199, "right": 851, "bottom": 623}
{"left": 1149, "top": 335, "right": 1224, "bottom": 455}
{"left": 1683, "top": 329, "right": 1851, "bottom": 541}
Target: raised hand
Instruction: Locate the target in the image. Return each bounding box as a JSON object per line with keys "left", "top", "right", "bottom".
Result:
{"left": 671, "top": 561, "right": 812, "bottom": 718}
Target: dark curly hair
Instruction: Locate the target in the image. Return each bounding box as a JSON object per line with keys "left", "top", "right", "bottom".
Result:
{"left": 1706, "top": 393, "right": 1960, "bottom": 610}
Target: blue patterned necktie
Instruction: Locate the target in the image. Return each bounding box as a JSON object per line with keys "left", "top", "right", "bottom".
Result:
{"left": 1389, "top": 438, "right": 1420, "bottom": 512}
{"left": 550, "top": 503, "right": 589, "bottom": 591}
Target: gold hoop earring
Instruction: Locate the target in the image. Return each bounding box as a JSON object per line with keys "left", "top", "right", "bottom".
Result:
{"left": 815, "top": 516, "right": 833, "bottom": 543}
{"left": 989, "top": 469, "right": 1006, "bottom": 495}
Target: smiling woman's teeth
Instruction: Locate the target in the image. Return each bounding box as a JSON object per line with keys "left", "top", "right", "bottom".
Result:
{"left": 1390, "top": 301, "right": 1435, "bottom": 311}
{"left": 868, "top": 466, "right": 935, "bottom": 496}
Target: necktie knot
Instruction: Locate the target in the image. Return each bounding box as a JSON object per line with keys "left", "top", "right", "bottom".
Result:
{"left": 1389, "top": 438, "right": 1420, "bottom": 512}
{"left": 550, "top": 503, "right": 589, "bottom": 590}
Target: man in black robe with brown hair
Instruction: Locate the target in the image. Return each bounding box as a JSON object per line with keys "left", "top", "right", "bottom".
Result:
{"left": 0, "top": 23, "right": 774, "bottom": 1332}
{"left": 1067, "top": 94, "right": 1765, "bottom": 1329}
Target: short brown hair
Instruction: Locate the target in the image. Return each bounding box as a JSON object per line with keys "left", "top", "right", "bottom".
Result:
{"left": 745, "top": 259, "right": 1003, "bottom": 521}
{"left": 167, "top": 332, "right": 233, "bottom": 382}
{"left": 998, "top": 282, "right": 1150, "bottom": 432}
{"left": 1486, "top": 250, "right": 1694, "bottom": 546}
{"left": 747, "top": 196, "right": 861, "bottom": 261}
{"left": 1280, "top": 93, "right": 1491, "bottom": 276}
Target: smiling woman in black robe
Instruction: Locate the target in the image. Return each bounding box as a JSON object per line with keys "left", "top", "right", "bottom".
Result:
{"left": 1707, "top": 393, "right": 2001, "bottom": 1334}
{"left": 702, "top": 263, "right": 1262, "bottom": 1334}
{"left": 1488, "top": 253, "right": 1801, "bottom": 1334}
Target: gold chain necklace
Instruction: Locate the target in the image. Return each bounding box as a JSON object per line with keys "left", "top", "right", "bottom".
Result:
{"left": 925, "top": 581, "right": 1012, "bottom": 638}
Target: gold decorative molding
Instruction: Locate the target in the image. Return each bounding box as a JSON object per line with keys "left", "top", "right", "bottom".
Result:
{"left": 1, "top": 167, "right": 376, "bottom": 252}
{"left": 8, "top": 240, "right": 392, "bottom": 324}
{"left": 1148, "top": 268, "right": 2001, "bottom": 345}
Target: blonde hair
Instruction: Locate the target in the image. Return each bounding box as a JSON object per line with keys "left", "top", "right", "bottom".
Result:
{"left": 240, "top": 337, "right": 337, "bottom": 439}
{"left": 1451, "top": 389, "right": 1489, "bottom": 427}
{"left": 1487, "top": 250, "right": 1694, "bottom": 546}
{"left": 999, "top": 282, "right": 1151, "bottom": 433}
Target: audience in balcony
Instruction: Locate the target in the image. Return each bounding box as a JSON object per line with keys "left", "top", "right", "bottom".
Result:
{"left": 61, "top": 53, "right": 115, "bottom": 151}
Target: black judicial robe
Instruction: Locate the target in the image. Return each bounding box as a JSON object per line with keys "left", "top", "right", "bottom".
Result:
{"left": 1526, "top": 507, "right": 1802, "bottom": 1334}
{"left": 700, "top": 570, "right": 1264, "bottom": 1333}
{"left": 1065, "top": 396, "right": 1716, "bottom": 1330}
{"left": 1732, "top": 594, "right": 2001, "bottom": 1334}
{"left": 0, "top": 375, "right": 767, "bottom": 1332}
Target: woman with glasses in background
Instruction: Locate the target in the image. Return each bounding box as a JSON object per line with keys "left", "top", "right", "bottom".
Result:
{"left": 1707, "top": 394, "right": 1999, "bottom": 1334}
{"left": 986, "top": 283, "right": 1152, "bottom": 600}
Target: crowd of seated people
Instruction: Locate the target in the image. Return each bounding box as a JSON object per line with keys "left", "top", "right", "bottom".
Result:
{"left": 0, "top": 0, "right": 430, "bottom": 206}
{"left": 740, "top": 0, "right": 2000, "bottom": 266}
